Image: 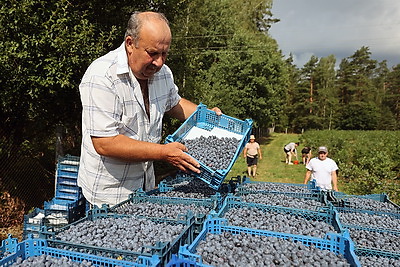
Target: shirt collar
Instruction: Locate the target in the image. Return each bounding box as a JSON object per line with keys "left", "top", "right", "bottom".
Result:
{"left": 116, "top": 42, "right": 129, "bottom": 75}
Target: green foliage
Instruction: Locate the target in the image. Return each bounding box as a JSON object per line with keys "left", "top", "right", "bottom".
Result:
{"left": 284, "top": 46, "right": 400, "bottom": 132}
{"left": 336, "top": 101, "right": 379, "bottom": 130}
{"left": 0, "top": 0, "right": 116, "bottom": 152}
{"left": 168, "top": 0, "right": 288, "bottom": 128}
{"left": 300, "top": 130, "right": 400, "bottom": 202}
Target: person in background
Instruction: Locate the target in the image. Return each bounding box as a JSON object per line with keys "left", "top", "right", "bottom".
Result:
{"left": 304, "top": 146, "right": 338, "bottom": 191}
{"left": 301, "top": 146, "right": 312, "bottom": 165}
{"left": 243, "top": 135, "right": 262, "bottom": 179}
{"left": 283, "top": 142, "right": 299, "bottom": 165}
{"left": 78, "top": 11, "right": 221, "bottom": 207}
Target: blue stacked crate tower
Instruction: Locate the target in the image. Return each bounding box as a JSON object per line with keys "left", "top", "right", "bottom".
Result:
{"left": 48, "top": 155, "right": 87, "bottom": 228}
{"left": 23, "top": 155, "right": 87, "bottom": 239}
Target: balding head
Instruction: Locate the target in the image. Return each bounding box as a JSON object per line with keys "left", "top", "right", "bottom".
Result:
{"left": 125, "top": 11, "right": 170, "bottom": 47}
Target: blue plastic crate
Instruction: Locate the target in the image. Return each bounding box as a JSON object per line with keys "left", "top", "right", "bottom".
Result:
{"left": 336, "top": 205, "right": 400, "bottom": 220}
{"left": 55, "top": 176, "right": 78, "bottom": 187}
{"left": 165, "top": 104, "right": 252, "bottom": 190}
{"left": 111, "top": 189, "right": 221, "bottom": 234}
{"left": 23, "top": 208, "right": 45, "bottom": 239}
{"left": 215, "top": 196, "right": 345, "bottom": 235}
{"left": 113, "top": 189, "right": 221, "bottom": 212}
{"left": 0, "top": 236, "right": 157, "bottom": 267}
{"left": 57, "top": 163, "right": 79, "bottom": 173}
{"left": 40, "top": 207, "right": 196, "bottom": 267}
{"left": 355, "top": 246, "right": 400, "bottom": 261}
{"left": 43, "top": 197, "right": 87, "bottom": 227}
{"left": 156, "top": 173, "right": 240, "bottom": 198}
{"left": 57, "top": 154, "right": 80, "bottom": 165}
{"left": 334, "top": 193, "right": 400, "bottom": 216}
{"left": 0, "top": 235, "right": 18, "bottom": 259}
{"left": 337, "top": 206, "right": 400, "bottom": 232}
{"left": 174, "top": 218, "right": 360, "bottom": 267}
{"left": 345, "top": 226, "right": 400, "bottom": 262}
{"left": 56, "top": 169, "right": 78, "bottom": 179}
{"left": 55, "top": 184, "right": 82, "bottom": 201}
{"left": 236, "top": 180, "right": 323, "bottom": 202}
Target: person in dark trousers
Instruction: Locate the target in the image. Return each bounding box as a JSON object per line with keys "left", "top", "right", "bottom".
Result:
{"left": 283, "top": 142, "right": 299, "bottom": 165}
{"left": 243, "top": 135, "right": 262, "bottom": 179}
{"left": 301, "top": 146, "right": 312, "bottom": 165}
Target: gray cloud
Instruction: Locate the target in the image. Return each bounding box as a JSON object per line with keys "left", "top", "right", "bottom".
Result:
{"left": 269, "top": 0, "right": 400, "bottom": 68}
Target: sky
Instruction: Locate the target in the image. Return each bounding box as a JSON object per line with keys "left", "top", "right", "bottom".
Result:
{"left": 269, "top": 0, "right": 400, "bottom": 69}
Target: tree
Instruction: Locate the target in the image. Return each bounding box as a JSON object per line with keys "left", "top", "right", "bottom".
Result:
{"left": 0, "top": 0, "right": 117, "bottom": 152}
{"left": 335, "top": 47, "right": 380, "bottom": 130}
{"left": 168, "top": 0, "right": 288, "bottom": 130}
{"left": 313, "top": 55, "right": 337, "bottom": 130}
{"left": 384, "top": 64, "right": 400, "bottom": 129}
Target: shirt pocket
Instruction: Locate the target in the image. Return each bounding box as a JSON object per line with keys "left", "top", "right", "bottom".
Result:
{"left": 119, "top": 113, "right": 139, "bottom": 138}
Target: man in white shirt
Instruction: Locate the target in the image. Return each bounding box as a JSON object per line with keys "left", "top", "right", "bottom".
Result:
{"left": 78, "top": 11, "right": 221, "bottom": 207}
{"left": 304, "top": 146, "right": 339, "bottom": 191}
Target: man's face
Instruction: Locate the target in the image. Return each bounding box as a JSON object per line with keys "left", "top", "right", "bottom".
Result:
{"left": 126, "top": 19, "right": 171, "bottom": 80}
{"left": 318, "top": 151, "right": 328, "bottom": 160}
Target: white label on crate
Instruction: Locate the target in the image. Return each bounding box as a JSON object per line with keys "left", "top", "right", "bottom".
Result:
{"left": 184, "top": 126, "right": 242, "bottom": 140}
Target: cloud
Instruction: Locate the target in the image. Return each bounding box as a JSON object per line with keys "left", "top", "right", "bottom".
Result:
{"left": 270, "top": 0, "right": 400, "bottom": 68}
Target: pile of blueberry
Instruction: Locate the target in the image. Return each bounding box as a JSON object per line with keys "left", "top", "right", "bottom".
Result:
{"left": 196, "top": 232, "right": 350, "bottom": 266}
{"left": 56, "top": 217, "right": 185, "bottom": 258}
{"left": 181, "top": 136, "right": 240, "bottom": 170}
{"left": 241, "top": 193, "right": 325, "bottom": 211}
{"left": 9, "top": 255, "right": 97, "bottom": 267}
{"left": 223, "top": 207, "right": 336, "bottom": 238}
{"left": 339, "top": 211, "right": 400, "bottom": 230}
{"left": 240, "top": 182, "right": 311, "bottom": 193}
{"left": 343, "top": 197, "right": 400, "bottom": 213}
{"left": 114, "top": 201, "right": 211, "bottom": 219}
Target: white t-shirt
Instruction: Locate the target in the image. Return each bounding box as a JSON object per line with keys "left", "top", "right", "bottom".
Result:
{"left": 284, "top": 143, "right": 296, "bottom": 151}
{"left": 306, "top": 157, "right": 338, "bottom": 190}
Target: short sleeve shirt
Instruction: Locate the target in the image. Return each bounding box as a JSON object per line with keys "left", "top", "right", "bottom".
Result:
{"left": 306, "top": 157, "right": 338, "bottom": 190}
{"left": 284, "top": 143, "right": 296, "bottom": 151}
{"left": 245, "top": 142, "right": 260, "bottom": 158}
{"left": 78, "top": 42, "right": 181, "bottom": 207}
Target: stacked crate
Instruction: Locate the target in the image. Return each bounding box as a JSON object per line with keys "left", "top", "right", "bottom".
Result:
{"left": 329, "top": 193, "right": 400, "bottom": 266}
{"left": 23, "top": 155, "right": 87, "bottom": 239}
{"left": 168, "top": 180, "right": 362, "bottom": 266}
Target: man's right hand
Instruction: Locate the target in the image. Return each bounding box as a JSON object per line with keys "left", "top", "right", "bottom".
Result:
{"left": 162, "top": 142, "right": 201, "bottom": 173}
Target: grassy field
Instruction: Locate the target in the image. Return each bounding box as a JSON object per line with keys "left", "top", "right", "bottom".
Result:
{"left": 228, "top": 132, "right": 351, "bottom": 191}
{"left": 228, "top": 133, "right": 306, "bottom": 184}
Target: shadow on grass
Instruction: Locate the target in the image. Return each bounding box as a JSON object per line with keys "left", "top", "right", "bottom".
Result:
{"left": 258, "top": 135, "right": 273, "bottom": 146}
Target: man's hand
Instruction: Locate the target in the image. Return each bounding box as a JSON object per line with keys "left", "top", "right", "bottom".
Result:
{"left": 210, "top": 107, "right": 222, "bottom": 116}
{"left": 162, "top": 142, "right": 201, "bottom": 173}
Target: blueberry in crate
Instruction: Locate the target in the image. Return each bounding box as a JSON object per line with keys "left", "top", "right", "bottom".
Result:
{"left": 165, "top": 104, "right": 252, "bottom": 190}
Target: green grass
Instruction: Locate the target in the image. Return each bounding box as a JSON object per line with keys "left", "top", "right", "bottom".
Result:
{"left": 228, "top": 133, "right": 306, "bottom": 184}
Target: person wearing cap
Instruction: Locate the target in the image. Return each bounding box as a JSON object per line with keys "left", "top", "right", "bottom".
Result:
{"left": 283, "top": 142, "right": 299, "bottom": 165}
{"left": 304, "top": 146, "right": 339, "bottom": 191}
{"left": 243, "top": 135, "right": 262, "bottom": 179}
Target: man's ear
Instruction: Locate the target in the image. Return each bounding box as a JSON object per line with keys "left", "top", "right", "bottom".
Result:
{"left": 125, "top": 36, "right": 136, "bottom": 53}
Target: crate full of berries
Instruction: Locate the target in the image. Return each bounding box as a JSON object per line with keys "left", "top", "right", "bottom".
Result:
{"left": 165, "top": 104, "right": 253, "bottom": 190}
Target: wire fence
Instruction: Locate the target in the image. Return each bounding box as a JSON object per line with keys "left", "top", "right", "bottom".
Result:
{"left": 0, "top": 130, "right": 56, "bottom": 218}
